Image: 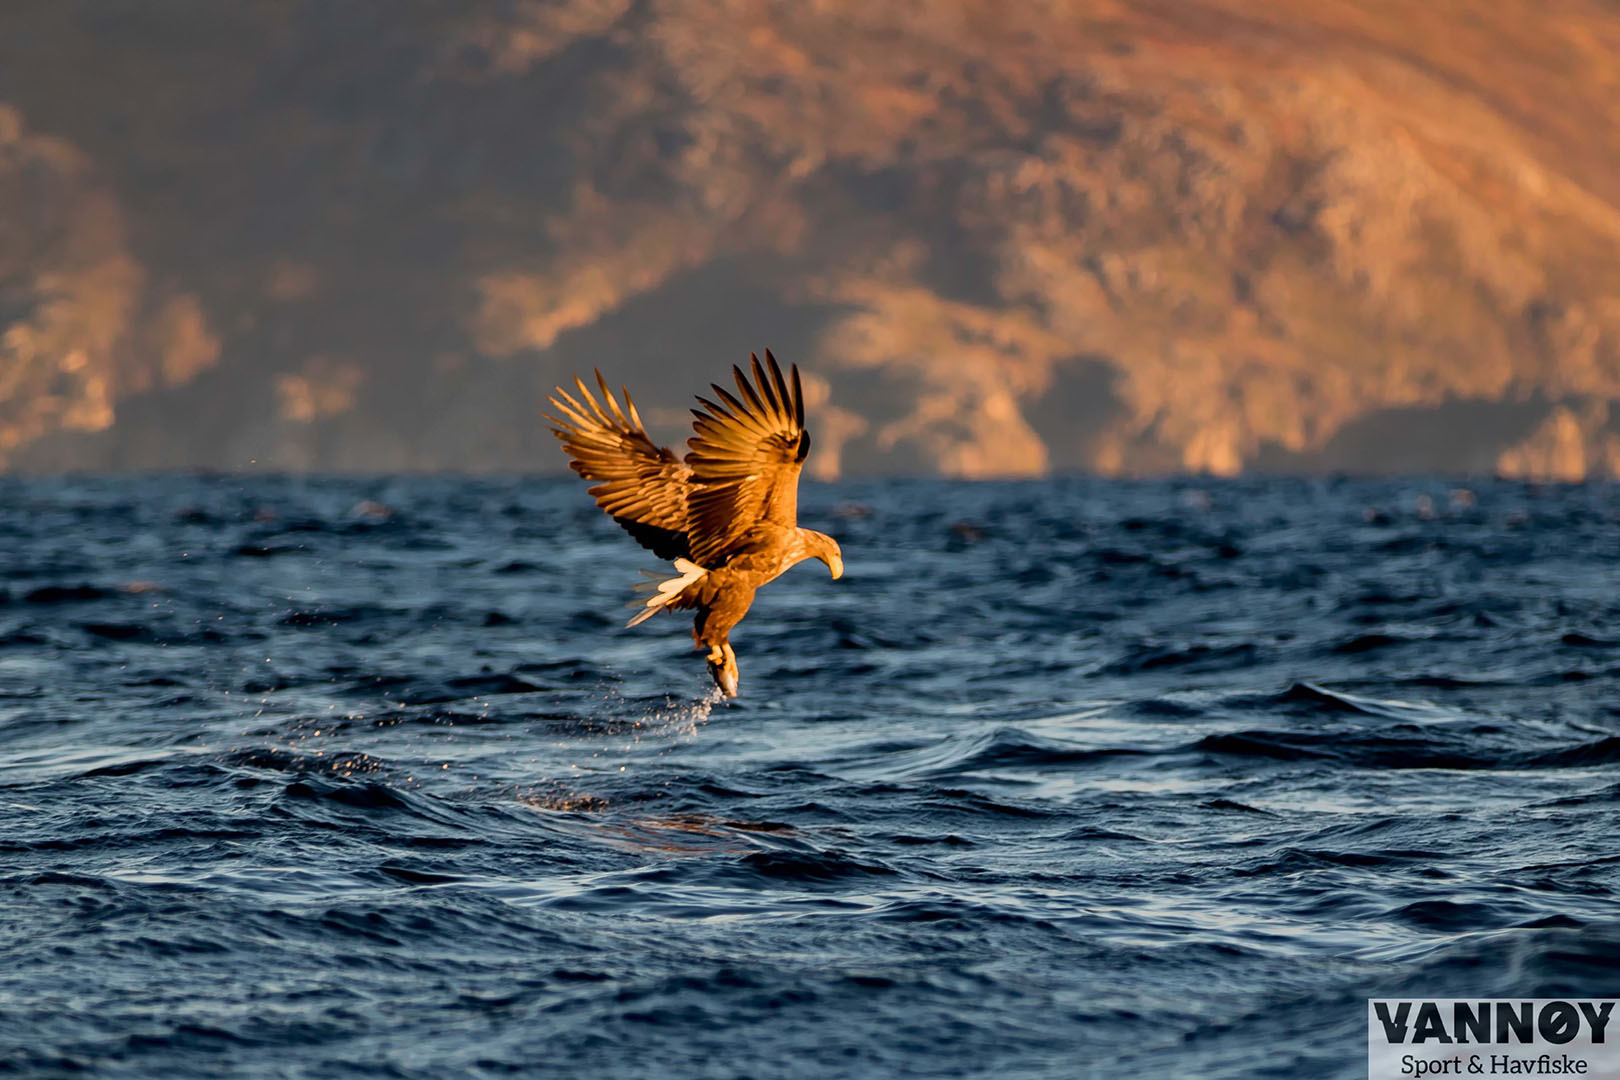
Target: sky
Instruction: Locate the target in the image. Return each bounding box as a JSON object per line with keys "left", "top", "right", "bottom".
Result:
{"left": 2, "top": 0, "right": 1619, "bottom": 478}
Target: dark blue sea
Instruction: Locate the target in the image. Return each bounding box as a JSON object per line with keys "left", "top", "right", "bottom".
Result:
{"left": 3, "top": 475, "right": 1619, "bottom": 1078}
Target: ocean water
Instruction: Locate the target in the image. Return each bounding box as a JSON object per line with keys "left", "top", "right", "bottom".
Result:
{"left": 2, "top": 475, "right": 1618, "bottom": 1079}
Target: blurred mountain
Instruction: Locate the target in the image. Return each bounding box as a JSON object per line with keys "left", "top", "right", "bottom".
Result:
{"left": 2, "top": 0, "right": 1619, "bottom": 478}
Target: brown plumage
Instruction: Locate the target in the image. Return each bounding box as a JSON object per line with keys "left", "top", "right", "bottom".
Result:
{"left": 545, "top": 350, "right": 844, "bottom": 697}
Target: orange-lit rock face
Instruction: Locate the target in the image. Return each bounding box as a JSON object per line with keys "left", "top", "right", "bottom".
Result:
{"left": 0, "top": 107, "right": 220, "bottom": 467}
{"left": 1, "top": 1, "right": 1618, "bottom": 476}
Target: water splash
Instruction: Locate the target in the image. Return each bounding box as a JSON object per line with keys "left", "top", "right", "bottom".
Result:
{"left": 626, "top": 685, "right": 724, "bottom": 745}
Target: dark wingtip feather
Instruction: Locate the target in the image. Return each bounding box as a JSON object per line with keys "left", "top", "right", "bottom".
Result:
{"left": 698, "top": 391, "right": 738, "bottom": 421}
{"left": 733, "top": 363, "right": 768, "bottom": 416}
{"left": 750, "top": 353, "right": 779, "bottom": 415}
{"left": 548, "top": 390, "right": 596, "bottom": 429}
{"left": 791, "top": 364, "right": 804, "bottom": 428}
{"left": 713, "top": 384, "right": 756, "bottom": 423}
{"left": 766, "top": 352, "right": 792, "bottom": 420}
{"left": 595, "top": 371, "right": 630, "bottom": 427}
{"left": 621, "top": 385, "right": 647, "bottom": 432}
{"left": 573, "top": 375, "right": 612, "bottom": 426}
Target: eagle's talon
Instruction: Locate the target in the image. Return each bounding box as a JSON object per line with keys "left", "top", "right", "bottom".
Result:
{"left": 706, "top": 643, "right": 739, "bottom": 698}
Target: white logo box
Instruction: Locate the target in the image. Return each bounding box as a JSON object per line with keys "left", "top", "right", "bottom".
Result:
{"left": 1369, "top": 1000, "right": 1620, "bottom": 1080}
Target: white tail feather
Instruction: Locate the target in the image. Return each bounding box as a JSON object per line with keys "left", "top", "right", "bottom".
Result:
{"left": 626, "top": 558, "right": 705, "bottom": 627}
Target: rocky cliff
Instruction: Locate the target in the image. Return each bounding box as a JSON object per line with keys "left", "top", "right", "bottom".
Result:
{"left": 3, "top": 0, "right": 1619, "bottom": 477}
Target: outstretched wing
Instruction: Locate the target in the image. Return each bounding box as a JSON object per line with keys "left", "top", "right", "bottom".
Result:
{"left": 545, "top": 373, "right": 692, "bottom": 561}
{"left": 683, "top": 350, "right": 810, "bottom": 566}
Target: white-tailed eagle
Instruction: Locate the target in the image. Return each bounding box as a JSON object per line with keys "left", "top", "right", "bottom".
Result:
{"left": 546, "top": 351, "right": 843, "bottom": 697}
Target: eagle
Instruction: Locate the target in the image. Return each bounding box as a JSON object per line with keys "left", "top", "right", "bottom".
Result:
{"left": 545, "top": 350, "right": 844, "bottom": 698}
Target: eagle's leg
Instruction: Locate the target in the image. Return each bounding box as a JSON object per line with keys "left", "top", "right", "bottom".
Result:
{"left": 705, "top": 641, "right": 739, "bottom": 699}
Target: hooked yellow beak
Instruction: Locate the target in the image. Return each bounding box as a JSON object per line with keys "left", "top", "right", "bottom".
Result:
{"left": 827, "top": 554, "right": 844, "bottom": 580}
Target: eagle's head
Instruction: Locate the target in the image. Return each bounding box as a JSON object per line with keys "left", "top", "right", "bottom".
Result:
{"left": 803, "top": 529, "right": 844, "bottom": 580}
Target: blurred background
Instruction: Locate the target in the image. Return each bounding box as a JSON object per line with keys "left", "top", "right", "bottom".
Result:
{"left": 2, "top": 0, "right": 1619, "bottom": 480}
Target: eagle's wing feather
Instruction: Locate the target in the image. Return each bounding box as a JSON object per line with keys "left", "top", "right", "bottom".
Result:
{"left": 545, "top": 373, "right": 692, "bottom": 561}
{"left": 683, "top": 350, "right": 809, "bottom": 566}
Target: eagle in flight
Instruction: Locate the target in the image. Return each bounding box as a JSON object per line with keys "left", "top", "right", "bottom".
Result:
{"left": 546, "top": 351, "right": 843, "bottom": 698}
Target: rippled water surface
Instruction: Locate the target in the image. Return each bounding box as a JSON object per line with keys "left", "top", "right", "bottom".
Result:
{"left": 4, "top": 476, "right": 1619, "bottom": 1078}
